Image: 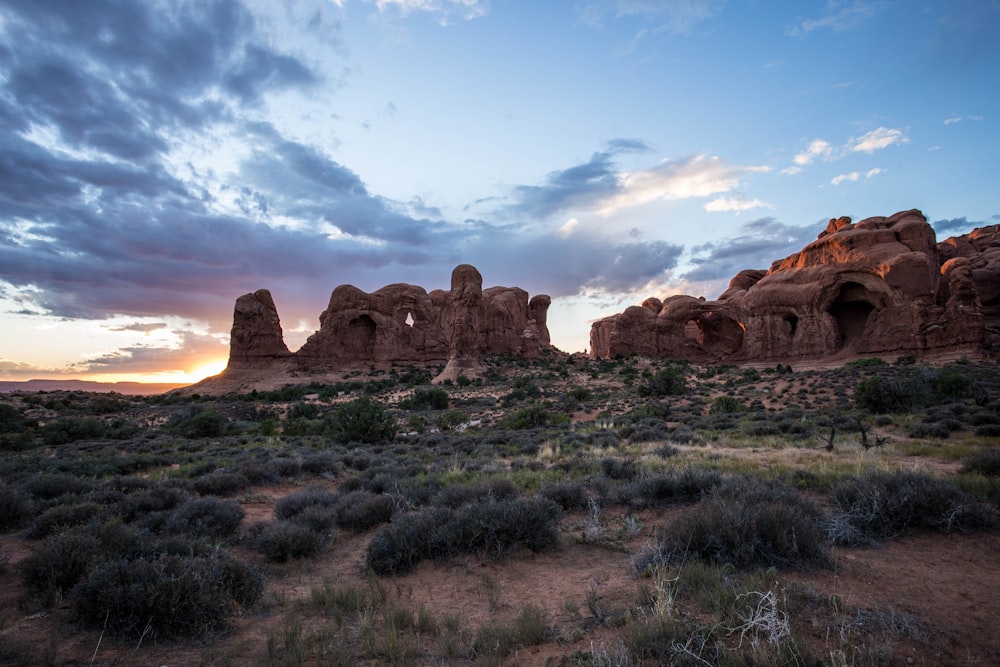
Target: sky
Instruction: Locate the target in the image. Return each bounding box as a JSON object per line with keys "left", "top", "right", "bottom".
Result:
{"left": 1, "top": 0, "right": 998, "bottom": 384}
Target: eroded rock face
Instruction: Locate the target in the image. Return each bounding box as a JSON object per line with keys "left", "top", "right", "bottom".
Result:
{"left": 228, "top": 265, "right": 553, "bottom": 378}
{"left": 227, "top": 289, "right": 292, "bottom": 369}
{"left": 591, "top": 210, "right": 996, "bottom": 363}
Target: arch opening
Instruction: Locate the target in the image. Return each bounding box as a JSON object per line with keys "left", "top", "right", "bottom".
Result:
{"left": 346, "top": 315, "right": 376, "bottom": 359}
{"left": 829, "top": 282, "right": 876, "bottom": 349}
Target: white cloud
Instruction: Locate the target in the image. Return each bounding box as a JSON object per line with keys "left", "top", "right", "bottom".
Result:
{"left": 944, "top": 115, "right": 983, "bottom": 125}
{"left": 787, "top": 1, "right": 880, "bottom": 36}
{"left": 557, "top": 218, "right": 580, "bottom": 237}
{"left": 848, "top": 126, "right": 908, "bottom": 153}
{"left": 598, "top": 155, "right": 770, "bottom": 215}
{"left": 831, "top": 167, "right": 883, "bottom": 185}
{"left": 704, "top": 197, "right": 773, "bottom": 213}
{"left": 371, "top": 0, "right": 487, "bottom": 21}
{"left": 793, "top": 138, "right": 833, "bottom": 166}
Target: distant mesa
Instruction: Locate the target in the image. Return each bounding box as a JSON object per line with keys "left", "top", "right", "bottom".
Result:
{"left": 590, "top": 209, "right": 1000, "bottom": 364}
{"left": 225, "top": 264, "right": 554, "bottom": 385}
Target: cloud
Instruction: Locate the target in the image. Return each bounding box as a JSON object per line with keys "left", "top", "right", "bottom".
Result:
{"left": 932, "top": 216, "right": 982, "bottom": 236}
{"left": 682, "top": 217, "right": 820, "bottom": 284}
{"left": 787, "top": 1, "right": 882, "bottom": 37}
{"left": 581, "top": 0, "right": 724, "bottom": 34}
{"left": 704, "top": 197, "right": 773, "bottom": 213}
{"left": 944, "top": 115, "right": 983, "bottom": 125}
{"left": 598, "top": 155, "right": 771, "bottom": 215}
{"left": 369, "top": 0, "right": 488, "bottom": 23}
{"left": 793, "top": 139, "right": 833, "bottom": 166}
{"left": 74, "top": 331, "right": 228, "bottom": 375}
{"left": 109, "top": 322, "right": 170, "bottom": 334}
{"left": 830, "top": 167, "right": 883, "bottom": 185}
{"left": 848, "top": 127, "right": 908, "bottom": 153}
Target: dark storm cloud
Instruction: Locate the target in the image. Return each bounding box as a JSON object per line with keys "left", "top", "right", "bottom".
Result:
{"left": 932, "top": 216, "right": 981, "bottom": 236}
{"left": 682, "top": 217, "right": 818, "bottom": 283}
{"left": 507, "top": 151, "right": 620, "bottom": 219}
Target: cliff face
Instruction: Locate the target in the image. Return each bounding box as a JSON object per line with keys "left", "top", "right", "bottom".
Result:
{"left": 590, "top": 210, "right": 996, "bottom": 363}
{"left": 227, "top": 265, "right": 553, "bottom": 381}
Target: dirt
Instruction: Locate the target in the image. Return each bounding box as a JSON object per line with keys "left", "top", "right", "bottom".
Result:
{"left": 3, "top": 498, "right": 1000, "bottom": 666}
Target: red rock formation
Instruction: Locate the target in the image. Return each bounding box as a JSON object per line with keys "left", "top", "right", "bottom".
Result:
{"left": 227, "top": 289, "right": 292, "bottom": 369}
{"left": 591, "top": 210, "right": 995, "bottom": 363}
{"left": 227, "top": 265, "right": 553, "bottom": 379}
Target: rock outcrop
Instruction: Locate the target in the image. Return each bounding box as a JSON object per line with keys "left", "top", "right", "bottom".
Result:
{"left": 227, "top": 265, "right": 553, "bottom": 381}
{"left": 590, "top": 210, "right": 997, "bottom": 363}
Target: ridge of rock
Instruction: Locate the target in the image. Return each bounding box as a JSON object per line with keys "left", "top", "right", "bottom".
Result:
{"left": 590, "top": 210, "right": 998, "bottom": 363}
{"left": 226, "top": 265, "right": 553, "bottom": 383}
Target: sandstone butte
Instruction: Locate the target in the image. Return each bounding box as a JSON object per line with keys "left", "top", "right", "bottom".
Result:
{"left": 224, "top": 264, "right": 554, "bottom": 387}
{"left": 207, "top": 209, "right": 998, "bottom": 393}
{"left": 591, "top": 209, "right": 999, "bottom": 364}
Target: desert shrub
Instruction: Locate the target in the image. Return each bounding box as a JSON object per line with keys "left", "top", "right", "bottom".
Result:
{"left": 162, "top": 497, "right": 244, "bottom": 539}
{"left": 366, "top": 497, "right": 562, "bottom": 575}
{"left": 906, "top": 421, "right": 950, "bottom": 439}
{"left": 325, "top": 397, "right": 397, "bottom": 444}
{"left": 626, "top": 402, "right": 671, "bottom": 421}
{"left": 961, "top": 449, "right": 1000, "bottom": 477}
{"left": 20, "top": 529, "right": 99, "bottom": 602}
{"left": 854, "top": 366, "right": 985, "bottom": 414}
{"left": 436, "top": 409, "right": 469, "bottom": 431}
{"left": 601, "top": 457, "right": 640, "bottom": 481}
{"left": 255, "top": 521, "right": 329, "bottom": 562}
{"left": 300, "top": 451, "right": 339, "bottom": 476}
{"left": 23, "top": 474, "right": 94, "bottom": 501}
{"left": 435, "top": 478, "right": 518, "bottom": 509}
{"left": 400, "top": 387, "right": 450, "bottom": 411}
{"left": 617, "top": 468, "right": 723, "bottom": 508}
{"left": 638, "top": 367, "right": 687, "bottom": 398}
{"left": 171, "top": 410, "right": 230, "bottom": 439}
{"left": 39, "top": 416, "right": 106, "bottom": 445}
{"left": 366, "top": 507, "right": 454, "bottom": 575}
{"left": 827, "top": 470, "right": 996, "bottom": 545}
{"left": 499, "top": 404, "right": 552, "bottom": 429}
{"left": 334, "top": 490, "right": 395, "bottom": 532}
{"left": 473, "top": 604, "right": 549, "bottom": 658}
{"left": 638, "top": 477, "right": 830, "bottom": 571}
{"left": 72, "top": 552, "right": 262, "bottom": 639}
{"left": 27, "top": 501, "right": 105, "bottom": 539}
{"left": 118, "top": 485, "right": 189, "bottom": 522}
{"left": 710, "top": 396, "right": 743, "bottom": 414}
{"left": 975, "top": 424, "right": 1000, "bottom": 438}
{"left": 0, "top": 403, "right": 32, "bottom": 433}
{"left": 539, "top": 482, "right": 589, "bottom": 510}
{"left": 191, "top": 471, "right": 250, "bottom": 497}
{"left": 0, "top": 486, "right": 33, "bottom": 531}
{"left": 443, "top": 497, "right": 562, "bottom": 559}
{"left": 274, "top": 485, "right": 339, "bottom": 520}
{"left": 288, "top": 401, "right": 319, "bottom": 420}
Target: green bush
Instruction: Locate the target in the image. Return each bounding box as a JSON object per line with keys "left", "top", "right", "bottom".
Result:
{"left": 638, "top": 367, "right": 687, "bottom": 398}
{"left": 400, "top": 387, "right": 450, "bottom": 411}
{"left": 39, "top": 416, "right": 106, "bottom": 445}
{"left": 539, "top": 482, "right": 589, "bottom": 510}
{"left": 274, "top": 486, "right": 339, "bottom": 520}
{"left": 710, "top": 396, "right": 743, "bottom": 414}
{"left": 366, "top": 507, "right": 454, "bottom": 575}
{"left": 27, "top": 501, "right": 105, "bottom": 539}
{"left": 171, "top": 410, "right": 230, "bottom": 439}
{"left": 962, "top": 450, "right": 1000, "bottom": 476}
{"left": 191, "top": 471, "right": 251, "bottom": 496}
{"left": 325, "top": 397, "right": 397, "bottom": 444}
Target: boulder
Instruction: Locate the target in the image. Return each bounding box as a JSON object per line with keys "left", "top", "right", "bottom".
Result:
{"left": 590, "top": 210, "right": 993, "bottom": 363}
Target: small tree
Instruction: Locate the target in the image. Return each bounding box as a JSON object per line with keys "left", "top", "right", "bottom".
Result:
{"left": 325, "top": 397, "right": 396, "bottom": 444}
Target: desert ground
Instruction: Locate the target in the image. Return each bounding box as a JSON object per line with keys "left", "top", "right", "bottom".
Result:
{"left": 1, "top": 354, "right": 999, "bottom": 666}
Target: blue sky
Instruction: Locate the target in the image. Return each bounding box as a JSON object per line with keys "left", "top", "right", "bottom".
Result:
{"left": 1, "top": 0, "right": 997, "bottom": 382}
